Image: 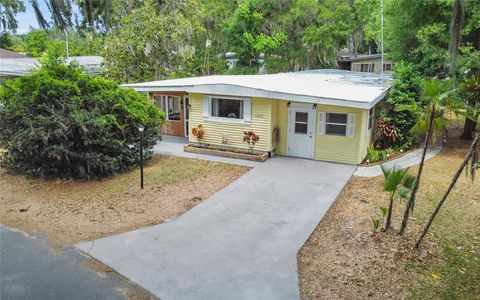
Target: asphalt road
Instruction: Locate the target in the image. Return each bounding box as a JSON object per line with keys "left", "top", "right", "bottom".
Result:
{"left": 0, "top": 225, "right": 155, "bottom": 300}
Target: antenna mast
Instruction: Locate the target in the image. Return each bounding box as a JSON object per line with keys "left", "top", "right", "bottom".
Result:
{"left": 381, "top": 0, "right": 384, "bottom": 88}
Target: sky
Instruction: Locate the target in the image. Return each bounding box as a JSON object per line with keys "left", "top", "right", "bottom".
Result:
{"left": 16, "top": 1, "right": 81, "bottom": 34}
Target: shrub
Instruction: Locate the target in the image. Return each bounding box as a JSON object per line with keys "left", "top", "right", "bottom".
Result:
{"left": 382, "top": 61, "right": 422, "bottom": 149}
{"left": 243, "top": 131, "right": 260, "bottom": 152}
{"left": 191, "top": 124, "right": 205, "bottom": 144}
{"left": 366, "top": 144, "right": 387, "bottom": 164}
{"left": 0, "top": 54, "right": 165, "bottom": 179}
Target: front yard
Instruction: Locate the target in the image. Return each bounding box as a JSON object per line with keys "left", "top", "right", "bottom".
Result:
{"left": 0, "top": 155, "right": 249, "bottom": 244}
{"left": 299, "top": 122, "right": 480, "bottom": 299}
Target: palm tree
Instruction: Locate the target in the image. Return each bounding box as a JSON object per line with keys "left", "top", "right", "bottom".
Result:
{"left": 397, "top": 78, "right": 456, "bottom": 235}
{"left": 381, "top": 165, "right": 415, "bottom": 230}
{"left": 415, "top": 133, "right": 479, "bottom": 248}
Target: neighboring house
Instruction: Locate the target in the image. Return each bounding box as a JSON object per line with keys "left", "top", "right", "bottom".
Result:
{"left": 0, "top": 54, "right": 103, "bottom": 81}
{"left": 337, "top": 53, "right": 393, "bottom": 74}
{"left": 0, "top": 48, "right": 26, "bottom": 58}
{"left": 122, "top": 69, "right": 391, "bottom": 164}
{"left": 225, "top": 52, "right": 265, "bottom": 74}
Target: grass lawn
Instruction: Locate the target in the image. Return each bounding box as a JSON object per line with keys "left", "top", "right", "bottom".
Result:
{"left": 0, "top": 154, "right": 249, "bottom": 244}
{"left": 298, "top": 121, "right": 480, "bottom": 299}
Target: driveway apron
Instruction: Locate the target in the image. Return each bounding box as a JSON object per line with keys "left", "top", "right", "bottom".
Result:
{"left": 76, "top": 156, "right": 355, "bottom": 300}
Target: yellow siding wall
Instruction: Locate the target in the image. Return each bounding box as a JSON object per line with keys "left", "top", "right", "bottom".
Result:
{"left": 187, "top": 92, "right": 371, "bottom": 164}
{"left": 314, "top": 105, "right": 368, "bottom": 164}
{"left": 188, "top": 93, "right": 274, "bottom": 152}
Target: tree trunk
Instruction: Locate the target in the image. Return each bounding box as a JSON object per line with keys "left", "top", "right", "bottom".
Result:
{"left": 399, "top": 105, "right": 436, "bottom": 235}
{"left": 384, "top": 194, "right": 394, "bottom": 230}
{"left": 415, "top": 134, "right": 479, "bottom": 248}
{"left": 460, "top": 116, "right": 478, "bottom": 140}
{"left": 448, "top": 0, "right": 464, "bottom": 79}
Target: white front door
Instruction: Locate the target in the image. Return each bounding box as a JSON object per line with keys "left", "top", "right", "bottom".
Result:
{"left": 288, "top": 107, "right": 315, "bottom": 159}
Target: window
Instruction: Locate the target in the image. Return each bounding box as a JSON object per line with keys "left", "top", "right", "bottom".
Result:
{"left": 294, "top": 112, "right": 308, "bottom": 134}
{"left": 383, "top": 63, "right": 392, "bottom": 71}
{"left": 211, "top": 97, "right": 244, "bottom": 119}
{"left": 325, "top": 113, "right": 348, "bottom": 136}
{"left": 368, "top": 108, "right": 374, "bottom": 130}
{"left": 352, "top": 63, "right": 375, "bottom": 73}
{"left": 154, "top": 95, "right": 181, "bottom": 121}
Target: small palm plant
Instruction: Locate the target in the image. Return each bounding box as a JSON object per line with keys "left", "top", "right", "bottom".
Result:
{"left": 396, "top": 78, "right": 457, "bottom": 235}
{"left": 381, "top": 165, "right": 416, "bottom": 231}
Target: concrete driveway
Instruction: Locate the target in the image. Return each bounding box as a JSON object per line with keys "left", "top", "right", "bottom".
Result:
{"left": 77, "top": 157, "right": 355, "bottom": 300}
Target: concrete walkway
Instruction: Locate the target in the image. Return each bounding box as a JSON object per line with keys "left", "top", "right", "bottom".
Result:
{"left": 77, "top": 157, "right": 355, "bottom": 300}
{"left": 153, "top": 135, "right": 260, "bottom": 167}
{"left": 0, "top": 225, "right": 155, "bottom": 300}
{"left": 354, "top": 146, "right": 443, "bottom": 177}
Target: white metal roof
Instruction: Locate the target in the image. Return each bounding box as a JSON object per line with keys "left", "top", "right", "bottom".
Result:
{"left": 0, "top": 56, "right": 103, "bottom": 77}
{"left": 122, "top": 69, "right": 391, "bottom": 109}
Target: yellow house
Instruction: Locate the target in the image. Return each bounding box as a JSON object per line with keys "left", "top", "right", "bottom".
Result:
{"left": 123, "top": 69, "right": 391, "bottom": 165}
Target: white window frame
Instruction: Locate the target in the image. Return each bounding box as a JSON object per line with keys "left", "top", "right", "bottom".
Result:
{"left": 154, "top": 95, "right": 181, "bottom": 122}
{"left": 203, "top": 95, "right": 251, "bottom": 124}
{"left": 383, "top": 63, "right": 392, "bottom": 71}
{"left": 318, "top": 112, "right": 355, "bottom": 138}
{"left": 325, "top": 113, "right": 348, "bottom": 136}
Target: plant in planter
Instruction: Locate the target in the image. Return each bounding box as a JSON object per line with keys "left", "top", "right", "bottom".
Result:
{"left": 243, "top": 131, "right": 260, "bottom": 153}
{"left": 191, "top": 124, "right": 205, "bottom": 146}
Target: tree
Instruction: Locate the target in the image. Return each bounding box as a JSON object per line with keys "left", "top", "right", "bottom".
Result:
{"left": 0, "top": 30, "right": 13, "bottom": 48}
{"left": 24, "top": 29, "right": 50, "bottom": 56}
{"left": 0, "top": 53, "right": 165, "bottom": 179}
{"left": 460, "top": 75, "right": 480, "bottom": 140}
{"left": 381, "top": 165, "right": 415, "bottom": 230}
{"left": 398, "top": 79, "right": 456, "bottom": 235}
{"left": 381, "top": 62, "right": 423, "bottom": 149}
{"left": 415, "top": 133, "right": 479, "bottom": 249}
{"left": 0, "top": 0, "right": 25, "bottom": 32}
{"left": 448, "top": 0, "right": 464, "bottom": 79}
{"left": 102, "top": 0, "right": 204, "bottom": 83}
{"left": 223, "top": 0, "right": 287, "bottom": 68}
{"left": 385, "top": 0, "right": 451, "bottom": 76}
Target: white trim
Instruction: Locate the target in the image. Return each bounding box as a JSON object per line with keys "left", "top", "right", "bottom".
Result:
{"left": 317, "top": 112, "right": 326, "bottom": 135}
{"left": 125, "top": 84, "right": 388, "bottom": 109}
{"left": 347, "top": 113, "right": 356, "bottom": 137}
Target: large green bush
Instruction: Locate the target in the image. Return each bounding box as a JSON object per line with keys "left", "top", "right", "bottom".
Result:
{"left": 0, "top": 55, "right": 165, "bottom": 179}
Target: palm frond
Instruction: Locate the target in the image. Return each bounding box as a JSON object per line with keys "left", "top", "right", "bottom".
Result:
{"left": 402, "top": 173, "right": 416, "bottom": 189}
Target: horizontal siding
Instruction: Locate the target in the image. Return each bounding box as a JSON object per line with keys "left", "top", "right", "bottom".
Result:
{"left": 314, "top": 105, "right": 365, "bottom": 164}
{"left": 188, "top": 93, "right": 273, "bottom": 152}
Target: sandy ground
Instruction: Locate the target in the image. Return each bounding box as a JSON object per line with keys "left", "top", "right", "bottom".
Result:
{"left": 298, "top": 126, "right": 480, "bottom": 299}
{"left": 0, "top": 155, "right": 249, "bottom": 245}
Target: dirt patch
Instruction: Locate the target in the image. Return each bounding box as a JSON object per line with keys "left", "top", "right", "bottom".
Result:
{"left": 298, "top": 123, "right": 480, "bottom": 299}
{"left": 0, "top": 155, "right": 249, "bottom": 245}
